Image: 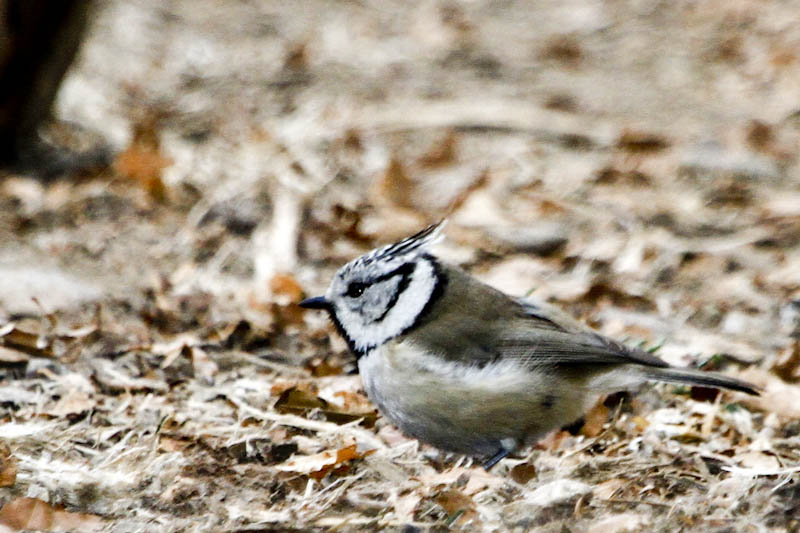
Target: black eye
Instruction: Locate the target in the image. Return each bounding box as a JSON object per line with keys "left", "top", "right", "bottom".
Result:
{"left": 345, "top": 282, "right": 368, "bottom": 298}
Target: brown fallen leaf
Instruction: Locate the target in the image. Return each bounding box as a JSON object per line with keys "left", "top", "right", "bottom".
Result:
{"left": 275, "top": 444, "right": 364, "bottom": 480}
{"left": 274, "top": 386, "right": 328, "bottom": 412}
{"left": 274, "top": 386, "right": 377, "bottom": 427}
{"left": 305, "top": 357, "right": 344, "bottom": 377}
{"left": 270, "top": 273, "right": 304, "bottom": 304}
{"left": 266, "top": 274, "right": 306, "bottom": 327}
{"left": 0, "top": 323, "right": 53, "bottom": 358}
{"left": 415, "top": 467, "right": 504, "bottom": 496}
{"left": 113, "top": 114, "right": 171, "bottom": 202}
{"left": 283, "top": 42, "right": 308, "bottom": 71}
{"left": 537, "top": 429, "right": 572, "bottom": 451}
{"left": 341, "top": 128, "right": 363, "bottom": 153}
{"left": 416, "top": 131, "right": 459, "bottom": 169}
{"left": 0, "top": 497, "right": 104, "bottom": 532}
{"left": 158, "top": 436, "right": 191, "bottom": 453}
{"left": 435, "top": 489, "right": 478, "bottom": 527}
{"left": 331, "top": 390, "right": 373, "bottom": 414}
{"left": 0, "top": 322, "right": 98, "bottom": 362}
{"left": 270, "top": 380, "right": 317, "bottom": 397}
{"left": 373, "top": 158, "right": 416, "bottom": 210}
{"left": 631, "top": 415, "right": 649, "bottom": 433}
{"left": 580, "top": 399, "right": 609, "bottom": 438}
{"left": 509, "top": 462, "right": 537, "bottom": 485}
{"left": 772, "top": 341, "right": 800, "bottom": 383}
{"left": 0, "top": 442, "right": 17, "bottom": 488}
{"left": 539, "top": 34, "right": 583, "bottom": 66}
{"left": 746, "top": 120, "right": 773, "bottom": 151}
{"left": 616, "top": 130, "right": 670, "bottom": 153}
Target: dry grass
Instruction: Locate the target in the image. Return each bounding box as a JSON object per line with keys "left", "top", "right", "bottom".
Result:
{"left": 2, "top": 0, "right": 800, "bottom": 531}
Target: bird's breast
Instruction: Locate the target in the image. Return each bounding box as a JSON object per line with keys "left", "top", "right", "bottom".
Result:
{"left": 357, "top": 340, "right": 593, "bottom": 456}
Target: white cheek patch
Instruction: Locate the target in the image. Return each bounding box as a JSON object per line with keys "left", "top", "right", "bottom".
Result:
{"left": 339, "top": 259, "right": 437, "bottom": 353}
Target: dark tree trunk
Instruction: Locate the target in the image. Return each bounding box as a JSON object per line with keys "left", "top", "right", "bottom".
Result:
{"left": 0, "top": 0, "right": 93, "bottom": 166}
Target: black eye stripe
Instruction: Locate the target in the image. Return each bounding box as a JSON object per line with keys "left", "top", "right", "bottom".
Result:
{"left": 342, "top": 262, "right": 416, "bottom": 298}
{"left": 372, "top": 262, "right": 416, "bottom": 284}
{"left": 369, "top": 262, "right": 417, "bottom": 323}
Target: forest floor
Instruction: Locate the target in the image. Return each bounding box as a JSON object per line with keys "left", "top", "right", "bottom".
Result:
{"left": 1, "top": 0, "right": 800, "bottom": 531}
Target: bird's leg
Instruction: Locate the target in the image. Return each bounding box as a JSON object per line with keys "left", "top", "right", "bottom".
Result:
{"left": 482, "top": 449, "right": 509, "bottom": 470}
{"left": 482, "top": 438, "right": 518, "bottom": 470}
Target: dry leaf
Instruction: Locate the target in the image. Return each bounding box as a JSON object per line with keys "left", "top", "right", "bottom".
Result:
{"left": 617, "top": 130, "right": 670, "bottom": 153}
{"left": 771, "top": 341, "right": 800, "bottom": 383}
{"left": 463, "top": 469, "right": 504, "bottom": 495}
{"left": 270, "top": 273, "right": 304, "bottom": 304}
{"left": 331, "top": 390, "right": 373, "bottom": 413}
{"left": 580, "top": 399, "right": 609, "bottom": 438}
{"left": 415, "top": 467, "right": 503, "bottom": 496}
{"left": 435, "top": 489, "right": 477, "bottom": 526}
{"left": 537, "top": 429, "right": 571, "bottom": 451}
{"left": 0, "top": 346, "right": 29, "bottom": 363}
{"left": 631, "top": 416, "right": 649, "bottom": 433}
{"left": 746, "top": 120, "right": 773, "bottom": 151}
{"left": 393, "top": 492, "right": 422, "bottom": 523}
{"left": 341, "top": 128, "right": 363, "bottom": 152}
{"left": 0, "top": 323, "right": 53, "bottom": 358}
{"left": 0, "top": 443, "right": 16, "bottom": 488}
{"left": 373, "top": 158, "right": 416, "bottom": 210}
{"left": 305, "top": 357, "right": 344, "bottom": 377}
{"left": 739, "top": 367, "right": 800, "bottom": 418}
{"left": 275, "top": 444, "right": 363, "bottom": 480}
{"left": 737, "top": 451, "right": 781, "bottom": 471}
{"left": 46, "top": 390, "right": 95, "bottom": 418}
{"left": 509, "top": 462, "right": 537, "bottom": 485}
{"left": 270, "top": 380, "right": 316, "bottom": 397}
{"left": 593, "top": 478, "right": 627, "bottom": 500}
{"left": 274, "top": 386, "right": 328, "bottom": 412}
{"left": 113, "top": 116, "right": 171, "bottom": 202}
{"left": 0, "top": 497, "right": 104, "bottom": 532}
{"left": 158, "top": 437, "right": 191, "bottom": 453}
{"left": 283, "top": 42, "right": 308, "bottom": 71}
{"left": 417, "top": 131, "right": 458, "bottom": 169}
{"left": 539, "top": 35, "right": 583, "bottom": 66}
{"left": 274, "top": 386, "right": 377, "bottom": 426}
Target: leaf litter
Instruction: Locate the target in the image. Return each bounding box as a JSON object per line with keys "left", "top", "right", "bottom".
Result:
{"left": 1, "top": 0, "right": 800, "bottom": 531}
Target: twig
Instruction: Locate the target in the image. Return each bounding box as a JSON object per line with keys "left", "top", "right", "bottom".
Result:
{"left": 226, "top": 393, "right": 385, "bottom": 450}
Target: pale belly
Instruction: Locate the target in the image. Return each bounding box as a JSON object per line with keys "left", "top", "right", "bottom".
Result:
{"left": 358, "top": 340, "right": 594, "bottom": 457}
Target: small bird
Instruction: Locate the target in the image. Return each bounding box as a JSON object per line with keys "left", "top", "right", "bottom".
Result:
{"left": 300, "top": 221, "right": 758, "bottom": 469}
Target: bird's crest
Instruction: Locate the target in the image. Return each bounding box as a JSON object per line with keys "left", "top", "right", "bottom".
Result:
{"left": 344, "top": 220, "right": 446, "bottom": 274}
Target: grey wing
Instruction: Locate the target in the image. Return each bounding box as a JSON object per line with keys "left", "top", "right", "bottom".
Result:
{"left": 497, "top": 300, "right": 670, "bottom": 369}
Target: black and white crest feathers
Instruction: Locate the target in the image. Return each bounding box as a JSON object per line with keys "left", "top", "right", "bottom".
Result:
{"left": 343, "top": 221, "right": 446, "bottom": 275}
{"left": 323, "top": 221, "right": 447, "bottom": 356}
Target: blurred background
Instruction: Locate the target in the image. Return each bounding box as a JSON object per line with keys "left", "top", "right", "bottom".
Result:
{"left": 1, "top": 0, "right": 799, "bottom": 530}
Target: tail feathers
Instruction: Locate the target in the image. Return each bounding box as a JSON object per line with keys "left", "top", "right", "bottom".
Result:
{"left": 645, "top": 367, "right": 760, "bottom": 396}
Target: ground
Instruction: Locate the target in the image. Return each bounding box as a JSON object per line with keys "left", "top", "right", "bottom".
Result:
{"left": 1, "top": 0, "right": 800, "bottom": 531}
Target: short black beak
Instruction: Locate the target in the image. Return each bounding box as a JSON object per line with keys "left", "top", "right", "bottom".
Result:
{"left": 299, "top": 296, "right": 331, "bottom": 310}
